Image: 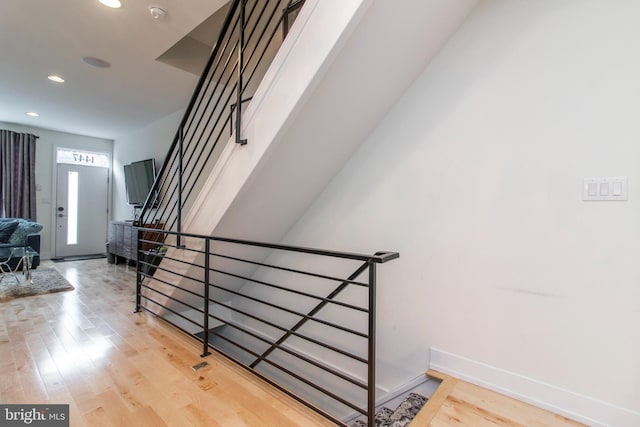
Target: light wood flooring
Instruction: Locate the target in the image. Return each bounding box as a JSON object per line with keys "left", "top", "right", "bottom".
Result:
{"left": 414, "top": 371, "right": 586, "bottom": 427}
{"left": 0, "top": 259, "right": 335, "bottom": 426}
{"left": 0, "top": 259, "right": 586, "bottom": 426}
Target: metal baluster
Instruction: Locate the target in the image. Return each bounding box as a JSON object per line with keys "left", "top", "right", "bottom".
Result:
{"left": 202, "top": 238, "right": 211, "bottom": 357}
{"left": 236, "top": 0, "right": 248, "bottom": 145}
{"left": 134, "top": 227, "right": 142, "bottom": 313}
{"left": 177, "top": 127, "right": 184, "bottom": 248}
{"left": 367, "top": 261, "right": 377, "bottom": 427}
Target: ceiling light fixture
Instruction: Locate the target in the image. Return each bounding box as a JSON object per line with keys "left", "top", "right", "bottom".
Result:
{"left": 48, "top": 75, "right": 65, "bottom": 83}
{"left": 148, "top": 6, "right": 166, "bottom": 19}
{"left": 26, "top": 112, "right": 39, "bottom": 117}
{"left": 98, "top": 0, "right": 122, "bottom": 8}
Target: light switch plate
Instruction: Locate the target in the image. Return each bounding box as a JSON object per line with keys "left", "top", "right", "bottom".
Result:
{"left": 583, "top": 177, "right": 627, "bottom": 201}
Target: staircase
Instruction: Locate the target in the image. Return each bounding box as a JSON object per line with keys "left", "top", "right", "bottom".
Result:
{"left": 353, "top": 393, "right": 428, "bottom": 427}
{"left": 135, "top": 0, "right": 373, "bottom": 315}
{"left": 132, "top": 0, "right": 479, "bottom": 425}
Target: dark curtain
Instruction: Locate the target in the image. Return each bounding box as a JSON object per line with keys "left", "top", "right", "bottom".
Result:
{"left": 0, "top": 130, "right": 37, "bottom": 219}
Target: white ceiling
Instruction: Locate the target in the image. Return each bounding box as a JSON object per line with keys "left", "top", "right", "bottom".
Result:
{"left": 0, "top": 0, "right": 229, "bottom": 140}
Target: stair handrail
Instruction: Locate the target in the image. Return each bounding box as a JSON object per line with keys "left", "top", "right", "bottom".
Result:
{"left": 135, "top": 226, "right": 398, "bottom": 426}
{"left": 138, "top": 0, "right": 298, "bottom": 232}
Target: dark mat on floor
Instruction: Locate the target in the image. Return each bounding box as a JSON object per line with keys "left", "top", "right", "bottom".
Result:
{"left": 51, "top": 254, "right": 107, "bottom": 262}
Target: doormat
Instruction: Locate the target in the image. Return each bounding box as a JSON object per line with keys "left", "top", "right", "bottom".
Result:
{"left": 0, "top": 268, "right": 74, "bottom": 302}
{"left": 51, "top": 254, "right": 106, "bottom": 262}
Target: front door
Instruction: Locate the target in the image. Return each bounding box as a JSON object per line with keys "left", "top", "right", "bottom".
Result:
{"left": 55, "top": 162, "right": 109, "bottom": 258}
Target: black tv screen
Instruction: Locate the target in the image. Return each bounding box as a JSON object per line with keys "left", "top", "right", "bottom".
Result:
{"left": 124, "top": 159, "right": 157, "bottom": 207}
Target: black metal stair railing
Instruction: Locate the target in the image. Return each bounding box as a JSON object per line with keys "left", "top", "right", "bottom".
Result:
{"left": 136, "top": 0, "right": 304, "bottom": 235}
{"left": 129, "top": 0, "right": 403, "bottom": 425}
{"left": 134, "top": 227, "right": 399, "bottom": 427}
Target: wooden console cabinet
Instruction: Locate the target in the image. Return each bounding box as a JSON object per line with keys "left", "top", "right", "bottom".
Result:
{"left": 107, "top": 221, "right": 163, "bottom": 264}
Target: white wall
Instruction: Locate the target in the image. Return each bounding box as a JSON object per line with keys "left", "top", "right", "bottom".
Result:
{"left": 0, "top": 121, "right": 112, "bottom": 259}
{"left": 275, "top": 0, "right": 640, "bottom": 420}
{"left": 112, "top": 109, "right": 184, "bottom": 220}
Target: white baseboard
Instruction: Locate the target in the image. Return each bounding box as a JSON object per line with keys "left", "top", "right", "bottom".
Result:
{"left": 430, "top": 348, "right": 640, "bottom": 427}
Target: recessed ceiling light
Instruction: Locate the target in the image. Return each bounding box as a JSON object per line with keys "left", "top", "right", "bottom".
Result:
{"left": 26, "top": 112, "right": 39, "bottom": 117}
{"left": 48, "top": 75, "right": 65, "bottom": 83}
{"left": 82, "top": 56, "right": 111, "bottom": 68}
{"left": 98, "top": 0, "right": 122, "bottom": 8}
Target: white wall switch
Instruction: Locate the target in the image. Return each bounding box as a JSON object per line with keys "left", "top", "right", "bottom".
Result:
{"left": 583, "top": 177, "right": 627, "bottom": 201}
{"left": 613, "top": 182, "right": 622, "bottom": 196}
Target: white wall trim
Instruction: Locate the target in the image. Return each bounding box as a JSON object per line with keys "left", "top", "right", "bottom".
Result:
{"left": 430, "top": 348, "right": 640, "bottom": 427}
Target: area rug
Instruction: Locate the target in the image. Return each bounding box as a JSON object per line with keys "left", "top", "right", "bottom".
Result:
{"left": 0, "top": 268, "right": 74, "bottom": 302}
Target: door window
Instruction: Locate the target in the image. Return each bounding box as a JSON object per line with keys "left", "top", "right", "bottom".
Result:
{"left": 66, "top": 170, "right": 79, "bottom": 245}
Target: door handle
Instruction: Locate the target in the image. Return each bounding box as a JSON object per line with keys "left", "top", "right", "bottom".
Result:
{"left": 58, "top": 206, "right": 64, "bottom": 212}
{"left": 58, "top": 213, "right": 64, "bottom": 217}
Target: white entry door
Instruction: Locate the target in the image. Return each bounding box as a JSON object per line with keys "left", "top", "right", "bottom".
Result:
{"left": 55, "top": 163, "right": 109, "bottom": 258}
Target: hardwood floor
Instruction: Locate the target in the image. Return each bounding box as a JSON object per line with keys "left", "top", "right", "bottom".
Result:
{"left": 0, "top": 259, "right": 336, "bottom": 427}
{"left": 0, "top": 259, "right": 586, "bottom": 427}
{"left": 413, "top": 371, "right": 586, "bottom": 427}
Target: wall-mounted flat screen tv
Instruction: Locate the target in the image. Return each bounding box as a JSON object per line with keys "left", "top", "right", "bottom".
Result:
{"left": 124, "top": 158, "right": 157, "bottom": 208}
